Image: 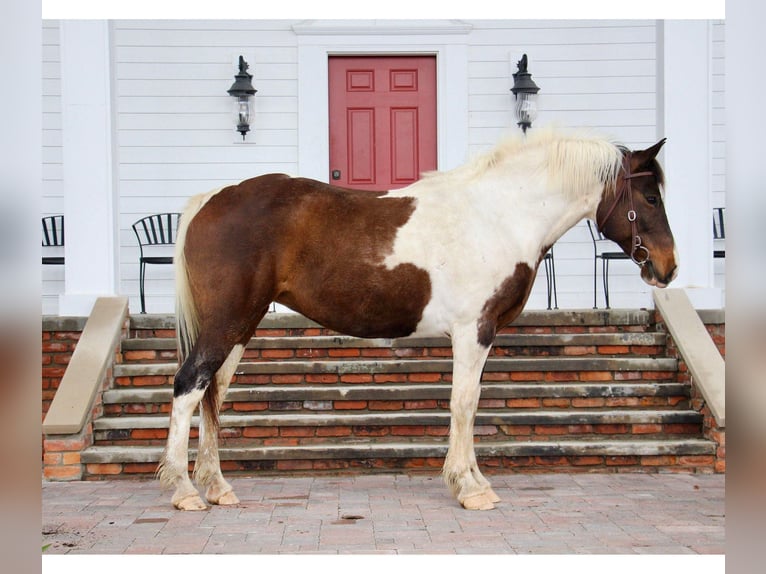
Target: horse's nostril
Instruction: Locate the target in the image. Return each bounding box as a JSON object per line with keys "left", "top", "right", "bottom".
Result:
{"left": 663, "top": 266, "right": 678, "bottom": 284}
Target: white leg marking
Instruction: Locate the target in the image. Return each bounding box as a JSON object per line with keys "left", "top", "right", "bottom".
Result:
{"left": 443, "top": 325, "right": 497, "bottom": 510}
{"left": 158, "top": 388, "right": 208, "bottom": 510}
{"left": 194, "top": 344, "right": 245, "bottom": 505}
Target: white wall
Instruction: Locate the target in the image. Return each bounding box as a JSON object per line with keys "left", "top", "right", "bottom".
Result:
{"left": 711, "top": 20, "right": 726, "bottom": 292}
{"left": 466, "top": 20, "right": 661, "bottom": 308}
{"left": 113, "top": 20, "right": 300, "bottom": 312}
{"left": 41, "top": 20, "right": 64, "bottom": 314}
{"left": 41, "top": 19, "right": 726, "bottom": 315}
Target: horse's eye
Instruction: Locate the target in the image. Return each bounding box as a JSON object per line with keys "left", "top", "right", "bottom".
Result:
{"left": 646, "top": 195, "right": 659, "bottom": 206}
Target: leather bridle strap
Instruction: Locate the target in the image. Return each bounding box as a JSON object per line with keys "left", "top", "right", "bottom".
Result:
{"left": 597, "top": 156, "right": 655, "bottom": 266}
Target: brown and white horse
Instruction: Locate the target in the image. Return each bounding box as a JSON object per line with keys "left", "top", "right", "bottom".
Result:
{"left": 158, "top": 128, "right": 678, "bottom": 511}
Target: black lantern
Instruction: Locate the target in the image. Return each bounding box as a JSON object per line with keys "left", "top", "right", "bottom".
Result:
{"left": 227, "top": 56, "right": 257, "bottom": 140}
{"left": 510, "top": 54, "right": 540, "bottom": 133}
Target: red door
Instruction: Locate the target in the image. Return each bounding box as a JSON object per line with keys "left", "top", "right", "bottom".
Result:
{"left": 329, "top": 56, "right": 437, "bottom": 191}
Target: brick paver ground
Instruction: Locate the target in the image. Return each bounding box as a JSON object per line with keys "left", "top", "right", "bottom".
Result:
{"left": 42, "top": 472, "right": 724, "bottom": 555}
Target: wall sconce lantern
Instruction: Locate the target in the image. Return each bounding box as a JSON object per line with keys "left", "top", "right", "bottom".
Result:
{"left": 510, "top": 54, "right": 540, "bottom": 133}
{"left": 227, "top": 55, "right": 257, "bottom": 140}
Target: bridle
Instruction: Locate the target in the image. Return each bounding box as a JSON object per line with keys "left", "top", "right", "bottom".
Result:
{"left": 596, "top": 155, "right": 655, "bottom": 266}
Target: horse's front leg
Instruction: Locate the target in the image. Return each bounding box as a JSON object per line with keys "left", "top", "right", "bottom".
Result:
{"left": 443, "top": 326, "right": 499, "bottom": 510}
{"left": 193, "top": 345, "right": 245, "bottom": 506}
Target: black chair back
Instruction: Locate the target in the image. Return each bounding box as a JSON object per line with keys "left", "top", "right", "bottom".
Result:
{"left": 712, "top": 208, "right": 725, "bottom": 258}
{"left": 132, "top": 213, "right": 181, "bottom": 251}
{"left": 131, "top": 213, "right": 181, "bottom": 313}
{"left": 42, "top": 215, "right": 65, "bottom": 265}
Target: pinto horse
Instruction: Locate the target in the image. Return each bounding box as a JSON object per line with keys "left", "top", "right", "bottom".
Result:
{"left": 158, "top": 128, "right": 677, "bottom": 511}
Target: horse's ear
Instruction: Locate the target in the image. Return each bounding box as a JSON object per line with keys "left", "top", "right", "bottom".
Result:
{"left": 632, "top": 138, "right": 666, "bottom": 169}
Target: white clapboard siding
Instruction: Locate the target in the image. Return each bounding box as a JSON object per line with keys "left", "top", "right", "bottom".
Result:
{"left": 41, "top": 20, "right": 64, "bottom": 315}
{"left": 112, "top": 20, "right": 302, "bottom": 314}
{"left": 711, "top": 20, "right": 726, "bottom": 292}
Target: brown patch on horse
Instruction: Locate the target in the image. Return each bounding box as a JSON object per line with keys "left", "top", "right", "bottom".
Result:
{"left": 476, "top": 262, "right": 536, "bottom": 347}
{"left": 185, "top": 174, "right": 432, "bottom": 340}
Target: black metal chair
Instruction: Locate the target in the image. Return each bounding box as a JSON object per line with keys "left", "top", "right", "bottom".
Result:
{"left": 542, "top": 247, "right": 558, "bottom": 310}
{"left": 587, "top": 219, "right": 628, "bottom": 309}
{"left": 713, "top": 207, "right": 725, "bottom": 259}
{"left": 42, "top": 215, "right": 65, "bottom": 265}
{"left": 132, "top": 213, "right": 181, "bottom": 314}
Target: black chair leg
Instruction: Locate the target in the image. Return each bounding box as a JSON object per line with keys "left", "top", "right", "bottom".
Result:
{"left": 550, "top": 255, "right": 558, "bottom": 309}
{"left": 603, "top": 259, "right": 610, "bottom": 309}
{"left": 139, "top": 261, "right": 146, "bottom": 314}
{"left": 544, "top": 257, "right": 552, "bottom": 310}
{"left": 593, "top": 257, "right": 598, "bottom": 309}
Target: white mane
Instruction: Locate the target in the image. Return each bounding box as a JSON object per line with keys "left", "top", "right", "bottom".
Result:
{"left": 423, "top": 127, "right": 624, "bottom": 200}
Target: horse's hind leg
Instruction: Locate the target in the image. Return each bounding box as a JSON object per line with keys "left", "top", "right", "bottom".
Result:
{"left": 443, "top": 326, "right": 499, "bottom": 511}
{"left": 159, "top": 330, "right": 246, "bottom": 510}
{"left": 160, "top": 391, "right": 205, "bottom": 509}
{"left": 194, "top": 343, "right": 246, "bottom": 506}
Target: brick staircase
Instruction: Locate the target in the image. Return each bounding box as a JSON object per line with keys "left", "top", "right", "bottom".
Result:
{"left": 80, "top": 310, "right": 717, "bottom": 478}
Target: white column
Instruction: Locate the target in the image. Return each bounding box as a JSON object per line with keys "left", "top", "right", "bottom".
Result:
{"left": 58, "top": 21, "right": 120, "bottom": 316}
{"left": 659, "top": 20, "right": 722, "bottom": 308}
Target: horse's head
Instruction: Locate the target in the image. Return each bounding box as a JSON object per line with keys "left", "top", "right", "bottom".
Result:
{"left": 596, "top": 139, "right": 678, "bottom": 288}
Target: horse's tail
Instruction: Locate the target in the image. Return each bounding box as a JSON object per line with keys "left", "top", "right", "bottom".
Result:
{"left": 175, "top": 196, "right": 202, "bottom": 366}
{"left": 174, "top": 188, "right": 225, "bottom": 428}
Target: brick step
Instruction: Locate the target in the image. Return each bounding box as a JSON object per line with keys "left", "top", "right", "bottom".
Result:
{"left": 92, "top": 408, "right": 703, "bottom": 447}
{"left": 128, "top": 309, "right": 656, "bottom": 337}
{"left": 114, "top": 356, "right": 678, "bottom": 380}
{"left": 120, "top": 332, "right": 668, "bottom": 363}
{"left": 80, "top": 437, "right": 718, "bottom": 478}
{"left": 103, "top": 382, "right": 690, "bottom": 415}
{"left": 92, "top": 310, "right": 711, "bottom": 477}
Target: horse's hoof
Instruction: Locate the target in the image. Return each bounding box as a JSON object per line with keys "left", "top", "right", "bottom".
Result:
{"left": 484, "top": 487, "right": 501, "bottom": 504}
{"left": 208, "top": 490, "right": 240, "bottom": 506}
{"left": 460, "top": 492, "right": 496, "bottom": 511}
{"left": 173, "top": 493, "right": 208, "bottom": 511}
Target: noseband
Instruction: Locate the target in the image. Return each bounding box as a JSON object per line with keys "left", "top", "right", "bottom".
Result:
{"left": 597, "top": 157, "right": 655, "bottom": 266}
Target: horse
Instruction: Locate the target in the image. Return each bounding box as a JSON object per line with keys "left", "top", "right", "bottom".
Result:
{"left": 157, "top": 128, "right": 678, "bottom": 511}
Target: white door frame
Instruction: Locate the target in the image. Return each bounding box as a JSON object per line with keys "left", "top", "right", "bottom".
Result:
{"left": 294, "top": 20, "right": 472, "bottom": 182}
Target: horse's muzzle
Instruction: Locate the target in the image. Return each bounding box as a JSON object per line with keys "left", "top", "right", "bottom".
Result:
{"left": 640, "top": 260, "right": 678, "bottom": 288}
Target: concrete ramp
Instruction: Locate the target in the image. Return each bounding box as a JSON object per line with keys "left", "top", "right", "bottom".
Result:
{"left": 653, "top": 289, "right": 725, "bottom": 427}
{"left": 43, "top": 297, "right": 128, "bottom": 435}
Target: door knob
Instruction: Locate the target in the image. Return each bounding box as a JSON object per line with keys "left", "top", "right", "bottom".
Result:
{"left": 331, "top": 169, "right": 341, "bottom": 180}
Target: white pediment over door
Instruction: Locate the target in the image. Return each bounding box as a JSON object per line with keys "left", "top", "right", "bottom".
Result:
{"left": 292, "top": 20, "right": 473, "bottom": 36}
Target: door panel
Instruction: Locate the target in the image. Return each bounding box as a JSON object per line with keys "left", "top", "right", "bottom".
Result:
{"left": 390, "top": 107, "right": 418, "bottom": 184}
{"left": 348, "top": 108, "right": 375, "bottom": 185}
{"left": 329, "top": 56, "right": 436, "bottom": 191}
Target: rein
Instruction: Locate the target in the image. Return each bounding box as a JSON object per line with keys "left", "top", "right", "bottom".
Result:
{"left": 597, "top": 157, "right": 655, "bottom": 266}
